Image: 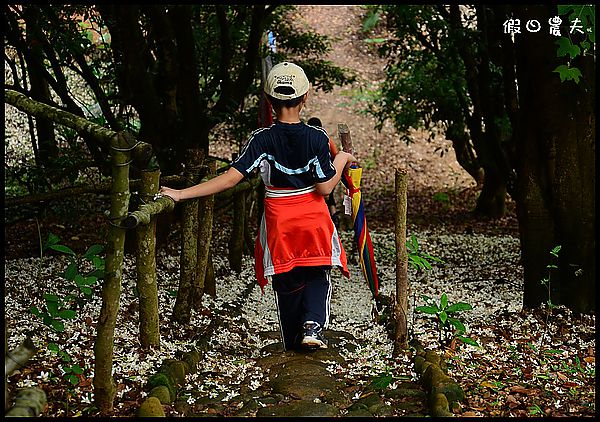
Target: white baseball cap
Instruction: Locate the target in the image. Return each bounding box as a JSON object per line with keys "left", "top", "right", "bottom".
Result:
{"left": 265, "top": 62, "right": 310, "bottom": 100}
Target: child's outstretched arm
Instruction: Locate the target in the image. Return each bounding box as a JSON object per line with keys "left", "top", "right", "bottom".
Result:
{"left": 160, "top": 167, "right": 244, "bottom": 202}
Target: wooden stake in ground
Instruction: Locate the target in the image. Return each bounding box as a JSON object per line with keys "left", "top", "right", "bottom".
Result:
{"left": 93, "top": 134, "right": 131, "bottom": 414}
{"left": 135, "top": 170, "right": 162, "bottom": 349}
{"left": 394, "top": 168, "right": 409, "bottom": 355}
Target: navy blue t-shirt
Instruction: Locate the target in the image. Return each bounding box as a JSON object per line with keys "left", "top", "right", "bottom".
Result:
{"left": 231, "top": 121, "right": 336, "bottom": 189}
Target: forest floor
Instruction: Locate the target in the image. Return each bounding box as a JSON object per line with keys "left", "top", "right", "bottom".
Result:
{"left": 4, "top": 5, "right": 596, "bottom": 419}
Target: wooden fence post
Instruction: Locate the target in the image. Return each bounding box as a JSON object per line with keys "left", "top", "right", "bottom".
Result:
{"left": 172, "top": 149, "right": 203, "bottom": 325}
{"left": 93, "top": 133, "right": 131, "bottom": 413}
{"left": 394, "top": 168, "right": 409, "bottom": 355}
{"left": 195, "top": 159, "right": 216, "bottom": 304}
{"left": 136, "top": 169, "right": 161, "bottom": 349}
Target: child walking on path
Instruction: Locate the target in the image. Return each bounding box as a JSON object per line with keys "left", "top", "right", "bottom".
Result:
{"left": 160, "top": 62, "right": 356, "bottom": 351}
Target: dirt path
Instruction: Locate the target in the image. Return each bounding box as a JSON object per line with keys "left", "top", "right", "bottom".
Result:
{"left": 294, "top": 5, "right": 474, "bottom": 194}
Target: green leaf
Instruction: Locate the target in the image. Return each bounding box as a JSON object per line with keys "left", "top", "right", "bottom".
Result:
{"left": 63, "top": 366, "right": 72, "bottom": 374}
{"left": 448, "top": 317, "right": 466, "bottom": 334}
{"left": 556, "top": 37, "right": 581, "bottom": 60}
{"left": 445, "top": 302, "right": 473, "bottom": 313}
{"left": 71, "top": 365, "right": 84, "bottom": 375}
{"left": 557, "top": 5, "right": 575, "bottom": 15}
{"left": 43, "top": 232, "right": 60, "bottom": 250}
{"left": 81, "top": 286, "right": 93, "bottom": 296}
{"left": 553, "top": 65, "right": 582, "bottom": 84}
{"left": 439, "top": 311, "right": 448, "bottom": 324}
{"left": 64, "top": 261, "right": 78, "bottom": 281}
{"left": 92, "top": 256, "right": 105, "bottom": 270}
{"left": 47, "top": 342, "right": 59, "bottom": 352}
{"left": 440, "top": 293, "right": 448, "bottom": 309}
{"left": 30, "top": 306, "right": 41, "bottom": 316}
{"left": 84, "top": 244, "right": 103, "bottom": 258}
{"left": 43, "top": 293, "right": 60, "bottom": 302}
{"left": 49, "top": 244, "right": 76, "bottom": 255}
{"left": 51, "top": 319, "right": 65, "bottom": 332}
{"left": 67, "top": 374, "right": 79, "bottom": 385}
{"left": 59, "top": 309, "right": 77, "bottom": 319}
{"left": 47, "top": 301, "right": 59, "bottom": 317}
{"left": 369, "top": 373, "right": 393, "bottom": 389}
{"left": 415, "top": 305, "right": 439, "bottom": 314}
{"left": 42, "top": 314, "right": 53, "bottom": 326}
{"left": 167, "top": 289, "right": 178, "bottom": 297}
{"left": 59, "top": 350, "right": 71, "bottom": 362}
{"left": 551, "top": 245, "right": 562, "bottom": 256}
{"left": 457, "top": 336, "right": 479, "bottom": 347}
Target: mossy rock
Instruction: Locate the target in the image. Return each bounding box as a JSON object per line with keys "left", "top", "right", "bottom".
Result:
{"left": 414, "top": 355, "right": 426, "bottom": 373}
{"left": 422, "top": 364, "right": 451, "bottom": 391}
{"left": 147, "top": 372, "right": 176, "bottom": 401}
{"left": 182, "top": 350, "right": 202, "bottom": 373}
{"left": 138, "top": 397, "right": 165, "bottom": 417}
{"left": 149, "top": 385, "right": 172, "bottom": 404}
{"left": 425, "top": 350, "right": 441, "bottom": 366}
{"left": 429, "top": 392, "right": 453, "bottom": 417}
{"left": 434, "top": 381, "right": 465, "bottom": 403}
{"left": 160, "top": 359, "right": 187, "bottom": 386}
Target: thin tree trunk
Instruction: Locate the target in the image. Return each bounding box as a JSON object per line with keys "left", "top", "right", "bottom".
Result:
{"left": 93, "top": 138, "right": 130, "bottom": 414}
{"left": 228, "top": 190, "right": 245, "bottom": 273}
{"left": 136, "top": 170, "right": 161, "bottom": 349}
{"left": 194, "top": 159, "right": 216, "bottom": 307}
{"left": 204, "top": 251, "right": 216, "bottom": 297}
{"left": 171, "top": 149, "right": 203, "bottom": 324}
{"left": 393, "top": 169, "right": 409, "bottom": 355}
{"left": 228, "top": 153, "right": 245, "bottom": 273}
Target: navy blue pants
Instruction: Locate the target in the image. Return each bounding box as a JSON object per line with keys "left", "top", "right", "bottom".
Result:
{"left": 271, "top": 266, "right": 332, "bottom": 351}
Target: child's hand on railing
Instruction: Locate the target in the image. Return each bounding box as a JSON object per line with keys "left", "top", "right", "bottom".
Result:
{"left": 159, "top": 186, "right": 182, "bottom": 202}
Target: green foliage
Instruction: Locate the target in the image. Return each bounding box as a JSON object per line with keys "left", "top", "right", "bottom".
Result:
{"left": 406, "top": 234, "right": 445, "bottom": 271}
{"left": 362, "top": 5, "right": 470, "bottom": 144}
{"left": 553, "top": 5, "right": 596, "bottom": 84}
{"left": 416, "top": 293, "right": 479, "bottom": 348}
{"left": 29, "top": 232, "right": 104, "bottom": 389}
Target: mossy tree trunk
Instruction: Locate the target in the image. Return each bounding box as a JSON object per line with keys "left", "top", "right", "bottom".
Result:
{"left": 136, "top": 170, "right": 161, "bottom": 349}
{"left": 93, "top": 136, "right": 131, "bottom": 414}
{"left": 172, "top": 149, "right": 203, "bottom": 324}
{"left": 194, "top": 159, "right": 216, "bottom": 307}
{"left": 393, "top": 169, "right": 409, "bottom": 355}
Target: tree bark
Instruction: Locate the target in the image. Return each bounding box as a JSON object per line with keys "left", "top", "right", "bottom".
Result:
{"left": 194, "top": 159, "right": 216, "bottom": 307}
{"left": 204, "top": 251, "right": 216, "bottom": 297}
{"left": 514, "top": 5, "right": 595, "bottom": 313}
{"left": 393, "top": 169, "right": 409, "bottom": 355}
{"left": 228, "top": 190, "right": 246, "bottom": 273}
{"left": 23, "top": 6, "right": 57, "bottom": 169}
{"left": 135, "top": 170, "right": 162, "bottom": 349}
{"left": 93, "top": 137, "right": 131, "bottom": 414}
{"left": 171, "top": 149, "right": 203, "bottom": 324}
